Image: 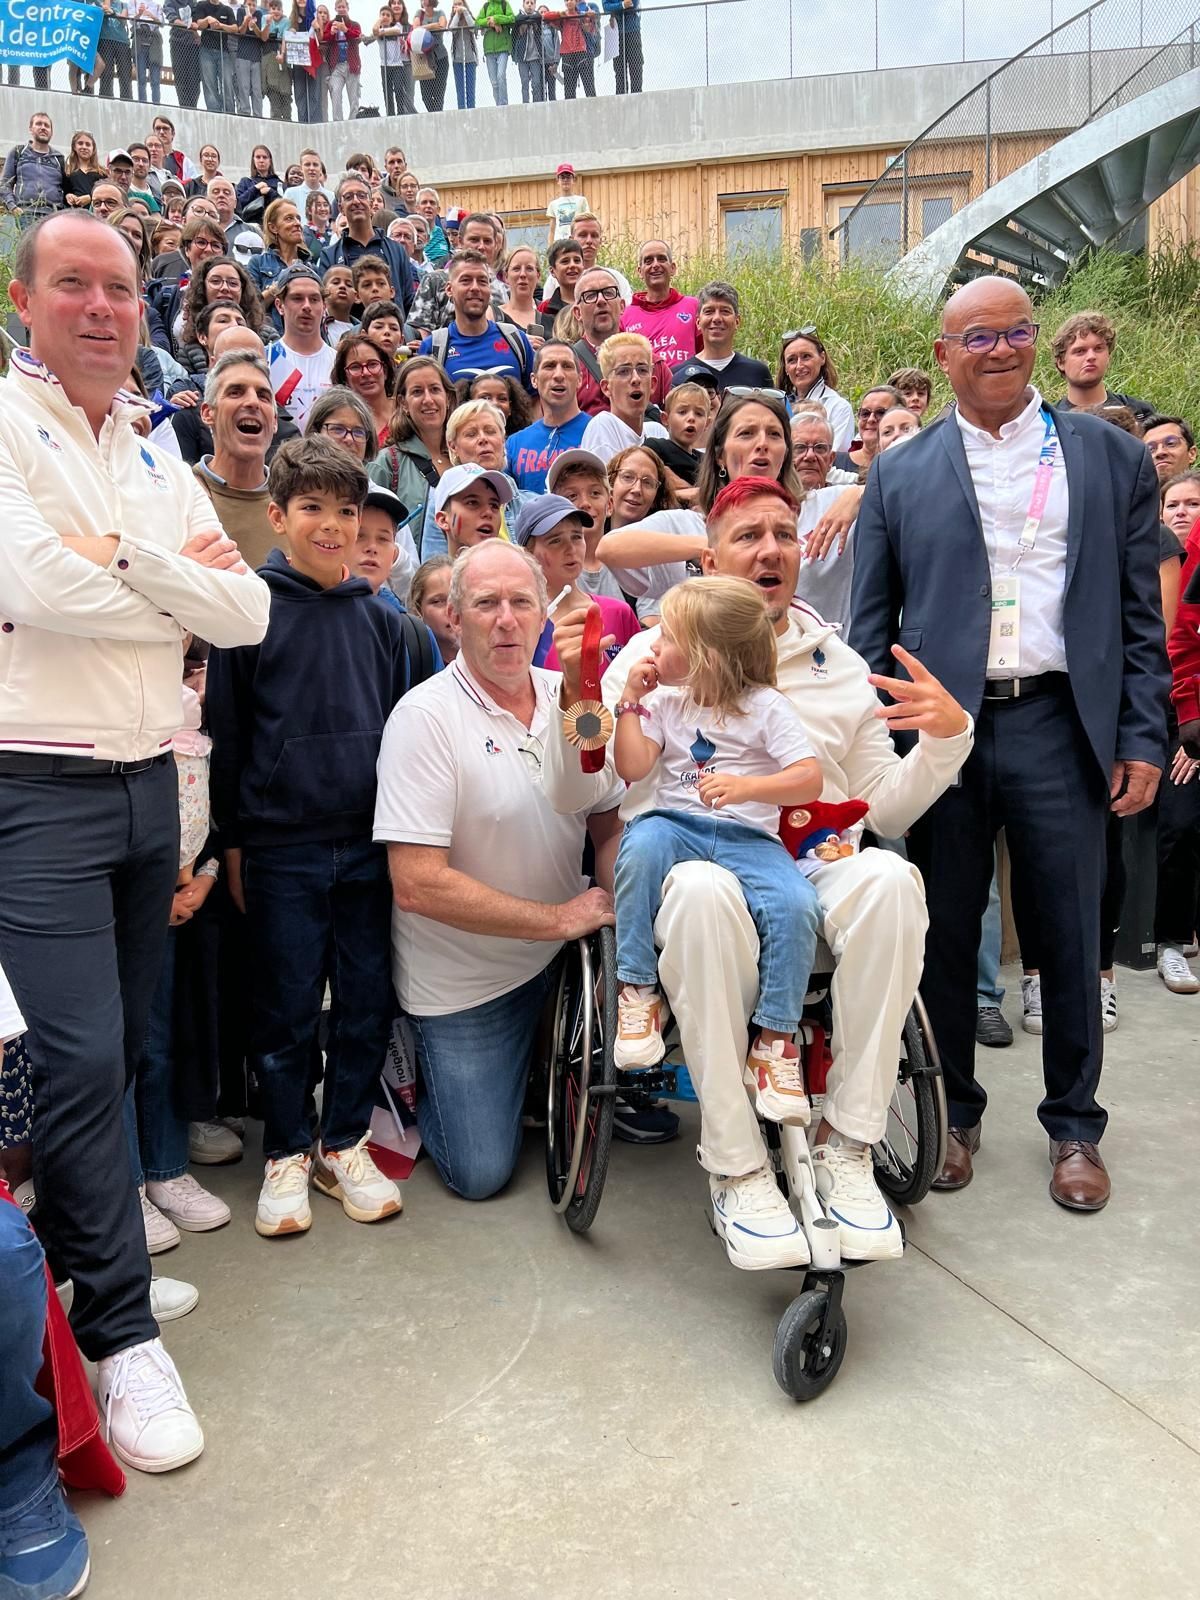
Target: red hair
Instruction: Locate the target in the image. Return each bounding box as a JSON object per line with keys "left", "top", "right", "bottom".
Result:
{"left": 707, "top": 475, "right": 799, "bottom": 534}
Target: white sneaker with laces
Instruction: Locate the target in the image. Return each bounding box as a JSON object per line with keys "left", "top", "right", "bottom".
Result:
{"left": 709, "top": 1164, "right": 810, "bottom": 1270}
{"left": 812, "top": 1135, "right": 903, "bottom": 1261}
{"left": 615, "top": 986, "right": 666, "bottom": 1069}
{"left": 748, "top": 1038, "right": 810, "bottom": 1126}
{"left": 96, "top": 1338, "right": 204, "bottom": 1473}
{"left": 1100, "top": 975, "right": 1119, "bottom": 1033}
{"left": 150, "top": 1276, "right": 199, "bottom": 1323}
{"left": 312, "top": 1135, "right": 402, "bottom": 1223}
{"left": 188, "top": 1119, "right": 243, "bottom": 1165}
{"left": 140, "top": 1186, "right": 180, "bottom": 1255}
{"left": 1021, "top": 974, "right": 1043, "bottom": 1035}
{"left": 146, "top": 1174, "right": 231, "bottom": 1233}
{"left": 255, "top": 1154, "right": 313, "bottom": 1237}
{"left": 1157, "top": 943, "right": 1200, "bottom": 994}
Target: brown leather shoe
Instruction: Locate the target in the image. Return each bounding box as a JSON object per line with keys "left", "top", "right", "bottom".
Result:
{"left": 931, "top": 1124, "right": 981, "bottom": 1191}
{"left": 1049, "top": 1139, "right": 1110, "bottom": 1211}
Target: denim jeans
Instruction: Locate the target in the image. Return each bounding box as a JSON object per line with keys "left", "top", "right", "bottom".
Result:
{"left": 517, "top": 57, "right": 544, "bottom": 100}
{"left": 976, "top": 868, "right": 1004, "bottom": 1008}
{"left": 199, "top": 44, "right": 233, "bottom": 111}
{"left": 0, "top": 1200, "right": 57, "bottom": 1531}
{"left": 135, "top": 38, "right": 162, "bottom": 100}
{"left": 408, "top": 962, "right": 558, "bottom": 1201}
{"left": 615, "top": 810, "right": 821, "bottom": 1034}
{"left": 292, "top": 63, "right": 320, "bottom": 121}
{"left": 244, "top": 837, "right": 393, "bottom": 1159}
{"left": 124, "top": 930, "right": 190, "bottom": 1184}
{"left": 453, "top": 59, "right": 476, "bottom": 107}
{"left": 233, "top": 54, "right": 262, "bottom": 115}
{"left": 485, "top": 49, "right": 509, "bottom": 104}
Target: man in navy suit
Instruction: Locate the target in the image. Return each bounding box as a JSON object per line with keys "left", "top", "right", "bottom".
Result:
{"left": 851, "top": 276, "right": 1168, "bottom": 1212}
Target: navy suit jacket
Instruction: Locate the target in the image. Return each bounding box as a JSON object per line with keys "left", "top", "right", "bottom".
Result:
{"left": 849, "top": 400, "right": 1169, "bottom": 778}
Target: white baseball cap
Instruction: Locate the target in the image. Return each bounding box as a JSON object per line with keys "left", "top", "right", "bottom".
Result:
{"left": 433, "top": 463, "right": 514, "bottom": 513}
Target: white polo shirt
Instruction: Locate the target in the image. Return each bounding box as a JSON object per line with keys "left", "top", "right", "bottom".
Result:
{"left": 373, "top": 656, "right": 625, "bottom": 1016}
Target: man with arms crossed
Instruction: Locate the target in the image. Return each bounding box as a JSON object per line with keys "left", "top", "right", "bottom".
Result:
{"left": 0, "top": 212, "right": 270, "bottom": 1473}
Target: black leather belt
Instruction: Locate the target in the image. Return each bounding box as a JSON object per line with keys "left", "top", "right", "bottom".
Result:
{"left": 982, "top": 673, "right": 1068, "bottom": 702}
{"left": 0, "top": 752, "right": 172, "bottom": 776}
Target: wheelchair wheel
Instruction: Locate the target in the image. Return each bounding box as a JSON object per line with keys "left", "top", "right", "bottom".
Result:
{"left": 772, "top": 1286, "right": 848, "bottom": 1401}
{"left": 545, "top": 925, "right": 617, "bottom": 1234}
{"left": 872, "top": 994, "right": 947, "bottom": 1208}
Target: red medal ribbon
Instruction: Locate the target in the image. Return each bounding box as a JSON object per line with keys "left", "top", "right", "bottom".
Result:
{"left": 579, "top": 604, "right": 605, "bottom": 772}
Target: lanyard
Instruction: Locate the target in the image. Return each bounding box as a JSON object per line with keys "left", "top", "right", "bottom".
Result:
{"left": 1010, "top": 409, "right": 1058, "bottom": 571}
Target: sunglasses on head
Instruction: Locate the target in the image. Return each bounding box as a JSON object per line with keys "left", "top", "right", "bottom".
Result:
{"left": 782, "top": 325, "right": 820, "bottom": 346}
{"left": 725, "top": 386, "right": 787, "bottom": 404}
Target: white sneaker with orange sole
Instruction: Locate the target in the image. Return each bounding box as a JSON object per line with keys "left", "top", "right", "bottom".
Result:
{"left": 615, "top": 986, "right": 666, "bottom": 1069}
{"left": 748, "top": 1037, "right": 810, "bottom": 1126}
{"left": 312, "top": 1135, "right": 403, "bottom": 1223}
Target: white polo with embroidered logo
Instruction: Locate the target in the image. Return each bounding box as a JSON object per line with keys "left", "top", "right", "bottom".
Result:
{"left": 374, "top": 655, "right": 624, "bottom": 1016}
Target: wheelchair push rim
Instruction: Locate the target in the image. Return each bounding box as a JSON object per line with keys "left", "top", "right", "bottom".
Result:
{"left": 872, "top": 993, "right": 947, "bottom": 1208}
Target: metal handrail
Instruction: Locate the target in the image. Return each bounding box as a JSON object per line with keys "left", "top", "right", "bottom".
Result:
{"left": 828, "top": 0, "right": 1197, "bottom": 252}
{"left": 1087, "top": 14, "right": 1200, "bottom": 117}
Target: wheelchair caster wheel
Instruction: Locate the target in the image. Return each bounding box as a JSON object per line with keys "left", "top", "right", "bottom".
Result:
{"left": 772, "top": 1287, "right": 847, "bottom": 1401}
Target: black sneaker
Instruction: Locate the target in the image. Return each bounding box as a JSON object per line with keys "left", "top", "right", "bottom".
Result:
{"left": 975, "top": 1006, "right": 1013, "bottom": 1048}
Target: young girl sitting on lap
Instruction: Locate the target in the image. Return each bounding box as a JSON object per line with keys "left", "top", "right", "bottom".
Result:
{"left": 612, "top": 576, "right": 824, "bottom": 1125}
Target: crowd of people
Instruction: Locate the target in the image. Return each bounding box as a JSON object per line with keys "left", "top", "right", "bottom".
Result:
{"left": 3, "top": 0, "right": 646, "bottom": 117}
{"left": 0, "top": 113, "right": 1194, "bottom": 1600}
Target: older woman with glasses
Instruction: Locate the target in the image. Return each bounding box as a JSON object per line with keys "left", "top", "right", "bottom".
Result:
{"left": 332, "top": 331, "right": 398, "bottom": 447}
{"left": 776, "top": 326, "right": 854, "bottom": 452}
{"left": 838, "top": 383, "right": 905, "bottom": 477}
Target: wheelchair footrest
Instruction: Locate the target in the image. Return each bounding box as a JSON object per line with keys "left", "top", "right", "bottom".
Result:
{"left": 616, "top": 1067, "right": 678, "bottom": 1096}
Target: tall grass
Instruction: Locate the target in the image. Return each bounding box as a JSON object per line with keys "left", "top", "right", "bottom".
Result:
{"left": 605, "top": 240, "right": 1200, "bottom": 418}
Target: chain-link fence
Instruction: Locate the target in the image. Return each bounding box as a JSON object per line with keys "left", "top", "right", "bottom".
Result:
{"left": 829, "top": 0, "right": 1200, "bottom": 261}
{"left": 0, "top": 0, "right": 1114, "bottom": 120}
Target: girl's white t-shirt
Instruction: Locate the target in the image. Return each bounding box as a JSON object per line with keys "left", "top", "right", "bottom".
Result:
{"left": 641, "top": 684, "right": 815, "bottom": 836}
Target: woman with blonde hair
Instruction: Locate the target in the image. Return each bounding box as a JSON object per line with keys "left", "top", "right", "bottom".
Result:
{"left": 499, "top": 244, "right": 542, "bottom": 337}
{"left": 610, "top": 564, "right": 824, "bottom": 1129}
{"left": 418, "top": 397, "right": 533, "bottom": 556}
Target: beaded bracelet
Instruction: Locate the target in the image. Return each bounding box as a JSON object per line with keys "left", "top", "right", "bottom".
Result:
{"left": 615, "top": 701, "right": 651, "bottom": 720}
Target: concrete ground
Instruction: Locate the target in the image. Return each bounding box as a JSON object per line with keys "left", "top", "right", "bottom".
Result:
{"left": 80, "top": 963, "right": 1200, "bottom": 1600}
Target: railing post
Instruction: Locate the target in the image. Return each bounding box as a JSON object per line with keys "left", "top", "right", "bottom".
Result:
{"left": 985, "top": 77, "right": 992, "bottom": 187}
{"left": 901, "top": 150, "right": 909, "bottom": 252}
{"left": 874, "top": 0, "right": 878, "bottom": 71}
{"left": 704, "top": 4, "right": 709, "bottom": 86}
{"left": 1087, "top": 12, "right": 1093, "bottom": 111}
{"left": 789, "top": 0, "right": 794, "bottom": 79}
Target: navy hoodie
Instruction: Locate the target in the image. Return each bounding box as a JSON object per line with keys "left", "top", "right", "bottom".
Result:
{"left": 207, "top": 549, "right": 427, "bottom": 848}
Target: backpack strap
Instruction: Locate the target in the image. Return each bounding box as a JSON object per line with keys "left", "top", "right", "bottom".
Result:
{"left": 572, "top": 337, "right": 602, "bottom": 385}
{"left": 495, "top": 321, "right": 529, "bottom": 382}
{"left": 431, "top": 325, "right": 451, "bottom": 369}
{"left": 398, "top": 609, "right": 435, "bottom": 693}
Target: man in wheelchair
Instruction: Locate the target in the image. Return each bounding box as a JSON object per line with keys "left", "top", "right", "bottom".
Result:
{"left": 374, "top": 539, "right": 624, "bottom": 1202}
{"left": 544, "top": 477, "right": 974, "bottom": 1266}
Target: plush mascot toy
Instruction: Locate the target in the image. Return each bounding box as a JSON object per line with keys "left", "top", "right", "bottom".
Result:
{"left": 779, "top": 798, "right": 870, "bottom": 863}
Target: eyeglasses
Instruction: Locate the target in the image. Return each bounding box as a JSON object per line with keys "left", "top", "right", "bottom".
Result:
{"left": 1148, "top": 435, "right": 1186, "bottom": 450}
{"left": 322, "top": 423, "right": 369, "bottom": 444}
{"left": 345, "top": 360, "right": 384, "bottom": 377}
{"left": 858, "top": 406, "right": 891, "bottom": 419}
{"left": 518, "top": 733, "right": 543, "bottom": 779}
{"left": 940, "top": 323, "right": 1040, "bottom": 355}
{"left": 792, "top": 441, "right": 831, "bottom": 456}
{"left": 611, "top": 364, "right": 652, "bottom": 382}
{"left": 725, "top": 386, "right": 787, "bottom": 404}
{"left": 578, "top": 285, "right": 621, "bottom": 303}
{"left": 614, "top": 469, "right": 658, "bottom": 493}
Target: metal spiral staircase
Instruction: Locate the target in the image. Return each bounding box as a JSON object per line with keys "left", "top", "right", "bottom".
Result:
{"left": 829, "top": 0, "right": 1200, "bottom": 303}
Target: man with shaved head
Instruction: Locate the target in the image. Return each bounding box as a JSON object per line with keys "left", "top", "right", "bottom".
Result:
{"left": 851, "top": 275, "right": 1168, "bottom": 1213}
{"left": 619, "top": 239, "right": 700, "bottom": 371}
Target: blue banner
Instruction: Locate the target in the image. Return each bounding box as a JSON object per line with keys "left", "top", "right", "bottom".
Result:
{"left": 0, "top": 0, "right": 102, "bottom": 69}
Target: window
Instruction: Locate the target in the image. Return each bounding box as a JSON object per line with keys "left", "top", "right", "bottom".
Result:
{"left": 721, "top": 193, "right": 785, "bottom": 261}
{"left": 922, "top": 196, "right": 953, "bottom": 237}
{"left": 501, "top": 211, "right": 551, "bottom": 257}
{"left": 838, "top": 201, "right": 901, "bottom": 265}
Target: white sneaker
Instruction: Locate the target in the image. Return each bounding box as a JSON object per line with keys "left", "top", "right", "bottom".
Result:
{"left": 709, "top": 1164, "right": 810, "bottom": 1271}
{"left": 1021, "top": 974, "right": 1043, "bottom": 1035}
{"left": 140, "top": 1187, "right": 180, "bottom": 1255}
{"left": 255, "top": 1154, "right": 313, "bottom": 1237}
{"left": 1100, "top": 975, "right": 1119, "bottom": 1033}
{"left": 615, "top": 986, "right": 666, "bottom": 1068}
{"left": 12, "top": 1178, "right": 35, "bottom": 1214}
{"left": 812, "top": 1136, "right": 903, "bottom": 1261}
{"left": 96, "top": 1338, "right": 204, "bottom": 1473}
{"left": 1157, "top": 943, "right": 1200, "bottom": 994}
{"left": 150, "top": 1276, "right": 199, "bottom": 1323}
{"left": 748, "top": 1037, "right": 810, "bottom": 1126}
{"left": 146, "top": 1174, "right": 231, "bottom": 1233}
{"left": 188, "top": 1119, "right": 243, "bottom": 1166}
{"left": 312, "top": 1135, "right": 403, "bottom": 1223}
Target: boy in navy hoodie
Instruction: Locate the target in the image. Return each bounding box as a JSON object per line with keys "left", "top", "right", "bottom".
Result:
{"left": 208, "top": 437, "right": 427, "bottom": 1240}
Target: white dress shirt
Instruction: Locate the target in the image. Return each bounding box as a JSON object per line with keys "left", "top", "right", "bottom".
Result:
{"left": 956, "top": 385, "right": 1069, "bottom": 678}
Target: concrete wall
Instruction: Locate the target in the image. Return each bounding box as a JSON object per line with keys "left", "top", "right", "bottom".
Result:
{"left": 0, "top": 58, "right": 1006, "bottom": 186}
